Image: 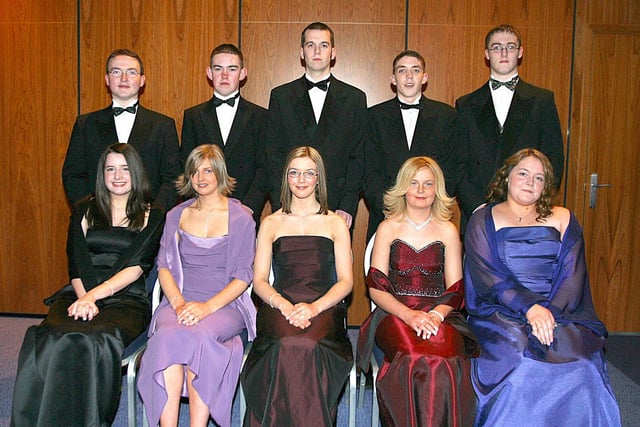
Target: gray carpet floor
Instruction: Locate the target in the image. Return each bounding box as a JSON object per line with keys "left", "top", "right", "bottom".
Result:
{"left": 1, "top": 317, "right": 638, "bottom": 426}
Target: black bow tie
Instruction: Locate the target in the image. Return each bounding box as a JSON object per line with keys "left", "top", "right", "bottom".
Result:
{"left": 490, "top": 76, "right": 519, "bottom": 91}
{"left": 212, "top": 92, "right": 240, "bottom": 108}
{"left": 398, "top": 100, "right": 423, "bottom": 110}
{"left": 112, "top": 102, "right": 138, "bottom": 116}
{"left": 305, "top": 77, "right": 330, "bottom": 92}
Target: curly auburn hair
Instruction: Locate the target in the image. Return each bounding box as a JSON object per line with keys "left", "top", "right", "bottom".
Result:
{"left": 486, "top": 148, "right": 556, "bottom": 221}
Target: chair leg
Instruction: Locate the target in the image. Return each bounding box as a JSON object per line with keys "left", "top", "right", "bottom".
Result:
{"left": 371, "top": 357, "right": 380, "bottom": 427}
{"left": 348, "top": 361, "right": 356, "bottom": 427}
{"left": 126, "top": 353, "right": 138, "bottom": 427}
{"left": 358, "top": 368, "right": 367, "bottom": 408}
{"left": 239, "top": 341, "right": 252, "bottom": 424}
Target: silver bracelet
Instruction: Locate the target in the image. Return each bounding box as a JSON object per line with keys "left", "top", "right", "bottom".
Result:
{"left": 169, "top": 294, "right": 181, "bottom": 307}
{"left": 428, "top": 309, "right": 445, "bottom": 322}
{"left": 105, "top": 280, "right": 114, "bottom": 296}
{"left": 268, "top": 292, "right": 281, "bottom": 308}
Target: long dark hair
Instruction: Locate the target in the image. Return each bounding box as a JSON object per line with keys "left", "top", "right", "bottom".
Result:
{"left": 88, "top": 143, "right": 151, "bottom": 231}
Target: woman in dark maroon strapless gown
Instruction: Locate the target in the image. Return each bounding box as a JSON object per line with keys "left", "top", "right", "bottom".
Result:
{"left": 241, "top": 147, "right": 353, "bottom": 426}
{"left": 358, "top": 157, "right": 479, "bottom": 427}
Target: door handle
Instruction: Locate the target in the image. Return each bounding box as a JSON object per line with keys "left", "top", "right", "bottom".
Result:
{"left": 589, "top": 173, "right": 613, "bottom": 208}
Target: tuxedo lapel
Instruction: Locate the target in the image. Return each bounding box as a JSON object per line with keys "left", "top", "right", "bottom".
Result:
{"left": 291, "top": 77, "right": 316, "bottom": 139}
{"left": 96, "top": 107, "right": 118, "bottom": 144}
{"left": 411, "top": 99, "right": 438, "bottom": 152}
{"left": 501, "top": 84, "right": 535, "bottom": 153}
{"left": 128, "top": 106, "right": 153, "bottom": 147}
{"left": 200, "top": 100, "right": 224, "bottom": 147}
{"left": 472, "top": 88, "right": 501, "bottom": 157}
{"left": 224, "top": 98, "right": 249, "bottom": 155}
{"left": 386, "top": 103, "right": 411, "bottom": 153}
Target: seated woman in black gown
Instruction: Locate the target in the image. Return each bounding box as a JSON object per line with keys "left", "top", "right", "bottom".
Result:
{"left": 11, "top": 143, "right": 164, "bottom": 427}
{"left": 358, "top": 156, "right": 479, "bottom": 427}
{"left": 464, "top": 148, "right": 620, "bottom": 426}
{"left": 240, "top": 146, "right": 353, "bottom": 426}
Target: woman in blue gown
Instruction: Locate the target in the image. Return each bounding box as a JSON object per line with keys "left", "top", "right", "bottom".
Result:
{"left": 240, "top": 146, "right": 353, "bottom": 426}
{"left": 464, "top": 148, "right": 621, "bottom": 427}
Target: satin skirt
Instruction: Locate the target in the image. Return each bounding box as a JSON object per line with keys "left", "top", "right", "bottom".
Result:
{"left": 240, "top": 304, "right": 353, "bottom": 427}
{"left": 375, "top": 314, "right": 476, "bottom": 427}
{"left": 11, "top": 296, "right": 149, "bottom": 427}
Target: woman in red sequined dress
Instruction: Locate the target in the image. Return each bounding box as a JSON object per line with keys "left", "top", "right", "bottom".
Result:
{"left": 358, "top": 156, "right": 479, "bottom": 427}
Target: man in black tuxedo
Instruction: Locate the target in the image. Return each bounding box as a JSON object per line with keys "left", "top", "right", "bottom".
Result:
{"left": 181, "top": 43, "right": 268, "bottom": 222}
{"left": 455, "top": 24, "right": 564, "bottom": 224}
{"left": 266, "top": 22, "right": 367, "bottom": 228}
{"left": 62, "top": 49, "right": 180, "bottom": 211}
{"left": 364, "top": 50, "right": 458, "bottom": 239}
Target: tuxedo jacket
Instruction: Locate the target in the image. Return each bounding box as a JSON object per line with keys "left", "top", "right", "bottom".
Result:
{"left": 455, "top": 80, "right": 564, "bottom": 220}
{"left": 266, "top": 75, "right": 367, "bottom": 217}
{"left": 62, "top": 105, "right": 180, "bottom": 210}
{"left": 364, "top": 96, "right": 459, "bottom": 239}
{"left": 180, "top": 96, "right": 268, "bottom": 217}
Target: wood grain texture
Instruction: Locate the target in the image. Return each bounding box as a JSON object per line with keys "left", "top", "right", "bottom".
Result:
{"left": 0, "top": 0, "right": 77, "bottom": 313}
{"left": 5, "top": 1, "right": 636, "bottom": 332}
{"left": 567, "top": 0, "right": 640, "bottom": 331}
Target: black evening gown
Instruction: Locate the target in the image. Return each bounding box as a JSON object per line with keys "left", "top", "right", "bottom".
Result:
{"left": 12, "top": 201, "right": 163, "bottom": 427}
{"left": 240, "top": 236, "right": 353, "bottom": 426}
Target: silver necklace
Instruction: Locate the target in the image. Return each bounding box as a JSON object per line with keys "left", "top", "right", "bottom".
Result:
{"left": 507, "top": 204, "right": 535, "bottom": 223}
{"left": 406, "top": 214, "right": 432, "bottom": 231}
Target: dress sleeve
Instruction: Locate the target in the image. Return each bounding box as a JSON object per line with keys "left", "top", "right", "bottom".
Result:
{"left": 228, "top": 201, "right": 256, "bottom": 284}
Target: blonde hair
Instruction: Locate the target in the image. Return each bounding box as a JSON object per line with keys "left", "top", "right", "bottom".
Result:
{"left": 383, "top": 156, "right": 454, "bottom": 221}
{"left": 176, "top": 144, "right": 236, "bottom": 199}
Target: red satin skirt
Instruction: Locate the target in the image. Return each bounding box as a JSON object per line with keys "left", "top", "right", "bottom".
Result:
{"left": 375, "top": 314, "right": 476, "bottom": 427}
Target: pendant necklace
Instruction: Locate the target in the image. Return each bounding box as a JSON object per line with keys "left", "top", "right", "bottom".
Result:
{"left": 406, "top": 214, "right": 432, "bottom": 231}
{"left": 508, "top": 204, "right": 534, "bottom": 223}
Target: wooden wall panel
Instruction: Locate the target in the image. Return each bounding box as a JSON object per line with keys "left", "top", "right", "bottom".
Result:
{"left": 79, "top": 0, "right": 240, "bottom": 133}
{"left": 409, "top": 0, "right": 573, "bottom": 197}
{"left": 0, "top": 0, "right": 77, "bottom": 313}
{"left": 6, "top": 0, "right": 623, "bottom": 327}
{"left": 241, "top": 0, "right": 406, "bottom": 324}
{"left": 565, "top": 0, "right": 640, "bottom": 331}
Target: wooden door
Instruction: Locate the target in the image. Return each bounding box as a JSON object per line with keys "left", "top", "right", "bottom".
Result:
{"left": 567, "top": 2, "right": 640, "bottom": 331}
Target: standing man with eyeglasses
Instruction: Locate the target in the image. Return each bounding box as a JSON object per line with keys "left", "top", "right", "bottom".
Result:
{"left": 265, "top": 22, "right": 367, "bottom": 228}
{"left": 63, "top": 48, "right": 180, "bottom": 210}
{"left": 363, "top": 50, "right": 459, "bottom": 240}
{"left": 455, "top": 24, "right": 564, "bottom": 227}
{"left": 180, "top": 44, "right": 268, "bottom": 223}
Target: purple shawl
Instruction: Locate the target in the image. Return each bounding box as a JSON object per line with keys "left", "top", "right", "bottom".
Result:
{"left": 150, "top": 197, "right": 257, "bottom": 339}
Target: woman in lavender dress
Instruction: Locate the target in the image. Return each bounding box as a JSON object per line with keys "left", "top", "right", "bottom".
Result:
{"left": 138, "top": 144, "right": 256, "bottom": 427}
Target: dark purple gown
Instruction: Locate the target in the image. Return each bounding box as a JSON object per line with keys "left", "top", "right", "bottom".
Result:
{"left": 240, "top": 236, "right": 353, "bottom": 426}
{"left": 358, "top": 240, "right": 478, "bottom": 427}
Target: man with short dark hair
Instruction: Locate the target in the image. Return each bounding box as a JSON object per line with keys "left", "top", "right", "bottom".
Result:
{"left": 181, "top": 43, "right": 268, "bottom": 221}
{"left": 364, "top": 49, "right": 458, "bottom": 239}
{"left": 63, "top": 48, "right": 180, "bottom": 210}
{"left": 266, "top": 22, "right": 367, "bottom": 228}
{"left": 455, "top": 24, "right": 564, "bottom": 225}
